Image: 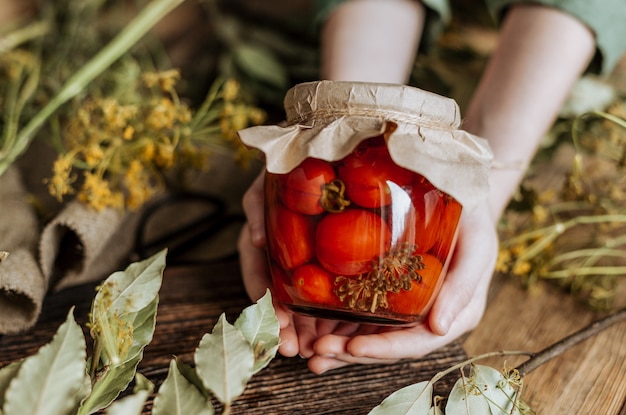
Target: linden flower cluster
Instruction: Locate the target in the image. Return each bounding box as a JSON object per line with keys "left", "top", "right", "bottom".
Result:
{"left": 496, "top": 105, "right": 626, "bottom": 311}
{"left": 47, "top": 72, "right": 265, "bottom": 211}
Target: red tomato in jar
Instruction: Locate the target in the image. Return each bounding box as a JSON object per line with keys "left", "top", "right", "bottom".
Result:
{"left": 429, "top": 197, "right": 463, "bottom": 262}
{"left": 338, "top": 139, "right": 414, "bottom": 208}
{"left": 266, "top": 204, "right": 315, "bottom": 270}
{"left": 393, "top": 175, "right": 444, "bottom": 254}
{"left": 269, "top": 261, "right": 292, "bottom": 304}
{"left": 293, "top": 263, "right": 342, "bottom": 307}
{"left": 387, "top": 253, "right": 443, "bottom": 316}
{"left": 316, "top": 209, "right": 392, "bottom": 275}
{"left": 276, "top": 158, "right": 337, "bottom": 215}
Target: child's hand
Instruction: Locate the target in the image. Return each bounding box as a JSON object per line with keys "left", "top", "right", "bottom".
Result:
{"left": 288, "top": 203, "right": 498, "bottom": 374}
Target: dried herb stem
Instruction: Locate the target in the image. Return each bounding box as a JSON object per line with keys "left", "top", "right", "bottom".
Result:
{"left": 516, "top": 307, "right": 626, "bottom": 377}
{"left": 429, "top": 350, "right": 532, "bottom": 384}
{"left": 428, "top": 308, "right": 626, "bottom": 389}
{"left": 542, "top": 266, "right": 626, "bottom": 279}
{"left": 504, "top": 214, "right": 626, "bottom": 263}
{"left": 0, "top": 20, "right": 50, "bottom": 53}
{"left": 550, "top": 248, "right": 626, "bottom": 264}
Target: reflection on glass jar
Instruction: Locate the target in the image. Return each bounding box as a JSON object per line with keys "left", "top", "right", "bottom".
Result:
{"left": 264, "top": 135, "right": 462, "bottom": 326}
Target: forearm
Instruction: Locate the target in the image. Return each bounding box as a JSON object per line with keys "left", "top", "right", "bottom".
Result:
{"left": 462, "top": 4, "right": 595, "bottom": 220}
{"left": 321, "top": 0, "right": 425, "bottom": 83}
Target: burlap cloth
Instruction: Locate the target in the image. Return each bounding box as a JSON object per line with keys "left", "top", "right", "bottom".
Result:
{"left": 0, "top": 142, "right": 258, "bottom": 334}
{"left": 0, "top": 164, "right": 140, "bottom": 334}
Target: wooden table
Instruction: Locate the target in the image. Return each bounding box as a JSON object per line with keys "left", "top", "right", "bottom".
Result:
{"left": 2, "top": 255, "right": 624, "bottom": 414}
{"left": 463, "top": 273, "right": 626, "bottom": 414}
{"left": 0, "top": 258, "right": 466, "bottom": 414}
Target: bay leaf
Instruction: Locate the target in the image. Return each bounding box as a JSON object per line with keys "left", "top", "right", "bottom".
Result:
{"left": 0, "top": 360, "right": 22, "bottom": 410}
{"left": 194, "top": 314, "right": 255, "bottom": 405}
{"left": 174, "top": 357, "right": 211, "bottom": 399}
{"left": 126, "top": 297, "right": 159, "bottom": 362}
{"left": 80, "top": 298, "right": 157, "bottom": 415}
{"left": 92, "top": 249, "right": 165, "bottom": 317}
{"left": 233, "top": 290, "right": 280, "bottom": 373}
{"left": 68, "top": 371, "right": 93, "bottom": 415}
{"left": 133, "top": 373, "right": 154, "bottom": 395}
{"left": 368, "top": 381, "right": 434, "bottom": 415}
{"left": 233, "top": 43, "right": 288, "bottom": 88}
{"left": 104, "top": 390, "right": 149, "bottom": 415}
{"left": 104, "top": 373, "right": 153, "bottom": 415}
{"left": 91, "top": 251, "right": 163, "bottom": 366}
{"left": 429, "top": 405, "right": 444, "bottom": 415}
{"left": 152, "top": 359, "right": 214, "bottom": 415}
{"left": 78, "top": 352, "right": 144, "bottom": 415}
{"left": 3, "top": 309, "right": 87, "bottom": 415}
{"left": 445, "top": 365, "right": 518, "bottom": 415}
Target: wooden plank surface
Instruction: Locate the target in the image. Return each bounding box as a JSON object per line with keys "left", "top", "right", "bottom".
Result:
{"left": 463, "top": 273, "right": 626, "bottom": 414}
{"left": 0, "top": 259, "right": 467, "bottom": 414}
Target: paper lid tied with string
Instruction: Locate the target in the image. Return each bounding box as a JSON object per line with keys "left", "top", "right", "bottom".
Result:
{"left": 238, "top": 80, "right": 493, "bottom": 211}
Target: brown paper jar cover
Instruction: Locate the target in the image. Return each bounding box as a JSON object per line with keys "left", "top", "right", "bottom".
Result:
{"left": 239, "top": 81, "right": 494, "bottom": 325}
{"left": 238, "top": 80, "right": 493, "bottom": 212}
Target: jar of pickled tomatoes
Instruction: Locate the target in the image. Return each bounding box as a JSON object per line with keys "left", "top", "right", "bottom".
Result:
{"left": 238, "top": 81, "right": 493, "bottom": 326}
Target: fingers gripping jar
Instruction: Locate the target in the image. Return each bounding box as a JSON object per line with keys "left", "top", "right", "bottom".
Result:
{"left": 238, "top": 81, "right": 493, "bottom": 326}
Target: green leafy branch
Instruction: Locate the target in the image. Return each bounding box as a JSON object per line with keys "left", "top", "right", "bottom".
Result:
{"left": 0, "top": 250, "right": 280, "bottom": 415}
{"left": 368, "top": 307, "right": 626, "bottom": 414}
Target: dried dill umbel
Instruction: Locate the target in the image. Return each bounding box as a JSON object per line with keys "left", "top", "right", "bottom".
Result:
{"left": 47, "top": 73, "right": 265, "bottom": 211}
{"left": 497, "top": 105, "right": 626, "bottom": 311}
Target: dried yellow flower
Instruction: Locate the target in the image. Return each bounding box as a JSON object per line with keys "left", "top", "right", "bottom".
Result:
{"left": 139, "top": 140, "right": 156, "bottom": 162}
{"left": 78, "top": 173, "right": 124, "bottom": 211}
{"left": 47, "top": 155, "right": 75, "bottom": 201}
{"left": 512, "top": 261, "right": 532, "bottom": 276}
{"left": 142, "top": 69, "right": 180, "bottom": 92}
{"left": 84, "top": 144, "right": 105, "bottom": 167}
{"left": 155, "top": 141, "right": 175, "bottom": 168}
{"left": 222, "top": 79, "right": 240, "bottom": 102}
{"left": 146, "top": 98, "right": 177, "bottom": 130}
{"left": 124, "top": 160, "right": 156, "bottom": 210}
{"left": 123, "top": 125, "right": 135, "bottom": 140}
{"left": 495, "top": 249, "right": 512, "bottom": 273}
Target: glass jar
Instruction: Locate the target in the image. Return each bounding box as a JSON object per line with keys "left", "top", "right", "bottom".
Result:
{"left": 239, "top": 81, "right": 492, "bottom": 325}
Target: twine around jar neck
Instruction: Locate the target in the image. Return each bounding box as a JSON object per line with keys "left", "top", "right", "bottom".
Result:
{"left": 283, "top": 80, "right": 461, "bottom": 131}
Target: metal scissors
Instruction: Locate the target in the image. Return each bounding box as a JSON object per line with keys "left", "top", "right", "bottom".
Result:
{"left": 132, "top": 191, "right": 245, "bottom": 266}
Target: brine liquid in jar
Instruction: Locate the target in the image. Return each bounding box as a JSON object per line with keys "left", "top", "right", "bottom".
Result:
{"left": 264, "top": 135, "right": 462, "bottom": 325}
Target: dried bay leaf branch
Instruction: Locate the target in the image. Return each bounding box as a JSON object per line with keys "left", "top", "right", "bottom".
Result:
{"left": 233, "top": 289, "right": 280, "bottom": 374}
{"left": 104, "top": 374, "right": 154, "bottom": 415}
{"left": 194, "top": 314, "right": 256, "bottom": 409}
{"left": 79, "top": 352, "right": 145, "bottom": 415}
{"left": 90, "top": 250, "right": 165, "bottom": 367}
{"left": 368, "top": 381, "right": 435, "bottom": 415}
{"left": 446, "top": 365, "right": 519, "bottom": 415}
{"left": 80, "top": 249, "right": 165, "bottom": 415}
{"left": 151, "top": 360, "right": 214, "bottom": 415}
{"left": 2, "top": 309, "right": 86, "bottom": 415}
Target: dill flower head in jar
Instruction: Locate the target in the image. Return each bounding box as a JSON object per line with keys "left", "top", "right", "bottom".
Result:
{"left": 239, "top": 81, "right": 493, "bottom": 326}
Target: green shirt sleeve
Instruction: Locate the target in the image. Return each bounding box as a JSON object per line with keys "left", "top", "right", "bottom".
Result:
{"left": 314, "top": 0, "right": 451, "bottom": 51}
{"left": 486, "top": 0, "right": 626, "bottom": 75}
{"left": 317, "top": 0, "right": 626, "bottom": 75}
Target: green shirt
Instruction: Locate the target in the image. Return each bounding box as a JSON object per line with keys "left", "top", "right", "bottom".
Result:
{"left": 316, "top": 0, "right": 626, "bottom": 75}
